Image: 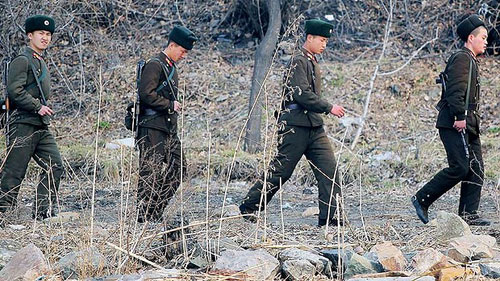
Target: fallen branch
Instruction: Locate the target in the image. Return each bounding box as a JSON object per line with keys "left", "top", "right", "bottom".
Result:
{"left": 107, "top": 241, "right": 167, "bottom": 271}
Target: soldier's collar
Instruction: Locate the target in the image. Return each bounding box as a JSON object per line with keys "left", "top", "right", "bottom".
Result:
{"left": 462, "top": 47, "right": 479, "bottom": 62}
{"left": 301, "top": 47, "right": 317, "bottom": 62}
{"left": 26, "top": 46, "right": 44, "bottom": 60}
{"left": 161, "top": 51, "right": 175, "bottom": 67}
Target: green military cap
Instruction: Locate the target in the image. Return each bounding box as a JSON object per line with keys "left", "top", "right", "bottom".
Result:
{"left": 457, "top": 14, "right": 485, "bottom": 41}
{"left": 169, "top": 26, "right": 197, "bottom": 50}
{"left": 305, "top": 19, "right": 334, "bottom": 38}
{"left": 25, "top": 15, "right": 55, "bottom": 34}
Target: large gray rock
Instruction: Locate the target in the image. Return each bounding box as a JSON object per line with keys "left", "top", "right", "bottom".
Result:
{"left": 479, "top": 262, "right": 500, "bottom": 279}
{"left": 348, "top": 277, "right": 435, "bottom": 281}
{"left": 363, "top": 252, "right": 385, "bottom": 273}
{"left": 321, "top": 248, "right": 349, "bottom": 273}
{"left": 279, "top": 248, "right": 332, "bottom": 277}
{"left": 189, "top": 238, "right": 244, "bottom": 269}
{"left": 435, "top": 211, "right": 471, "bottom": 240}
{"left": 0, "top": 244, "right": 49, "bottom": 281}
{"left": 344, "top": 252, "right": 379, "bottom": 279}
{"left": 213, "top": 249, "right": 279, "bottom": 280}
{"left": 0, "top": 239, "right": 22, "bottom": 270}
{"left": 367, "top": 242, "right": 407, "bottom": 272}
{"left": 282, "top": 259, "right": 316, "bottom": 281}
{"left": 448, "top": 235, "right": 496, "bottom": 262}
{"left": 410, "top": 248, "right": 449, "bottom": 274}
{"left": 57, "top": 246, "right": 108, "bottom": 279}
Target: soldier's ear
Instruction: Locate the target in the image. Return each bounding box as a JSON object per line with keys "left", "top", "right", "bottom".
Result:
{"left": 467, "top": 33, "right": 475, "bottom": 43}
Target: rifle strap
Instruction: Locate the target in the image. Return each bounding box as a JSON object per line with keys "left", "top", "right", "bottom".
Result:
{"left": 15, "top": 54, "right": 47, "bottom": 93}
{"left": 26, "top": 55, "right": 48, "bottom": 105}
{"left": 150, "top": 57, "right": 176, "bottom": 93}
{"left": 464, "top": 57, "right": 473, "bottom": 118}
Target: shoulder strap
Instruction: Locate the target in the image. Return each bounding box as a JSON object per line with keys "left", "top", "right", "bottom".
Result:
{"left": 17, "top": 54, "right": 47, "bottom": 93}
{"left": 149, "top": 57, "right": 176, "bottom": 96}
{"left": 149, "top": 58, "right": 175, "bottom": 82}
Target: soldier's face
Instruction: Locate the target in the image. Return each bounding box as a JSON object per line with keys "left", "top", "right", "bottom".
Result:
{"left": 168, "top": 42, "right": 189, "bottom": 62}
{"left": 28, "top": 30, "right": 52, "bottom": 53}
{"left": 468, "top": 27, "right": 488, "bottom": 56}
{"left": 307, "top": 35, "right": 328, "bottom": 54}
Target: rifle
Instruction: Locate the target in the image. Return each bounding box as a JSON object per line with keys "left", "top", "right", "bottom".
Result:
{"left": 2, "top": 58, "right": 10, "bottom": 147}
{"left": 134, "top": 59, "right": 145, "bottom": 140}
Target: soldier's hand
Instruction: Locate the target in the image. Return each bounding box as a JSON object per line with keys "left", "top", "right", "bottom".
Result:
{"left": 330, "top": 105, "right": 345, "bottom": 118}
{"left": 173, "top": 101, "right": 182, "bottom": 112}
{"left": 38, "top": 105, "right": 54, "bottom": 116}
{"left": 453, "top": 120, "right": 466, "bottom": 132}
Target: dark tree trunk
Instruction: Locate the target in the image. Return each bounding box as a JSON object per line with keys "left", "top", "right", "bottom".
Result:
{"left": 244, "top": 0, "right": 281, "bottom": 153}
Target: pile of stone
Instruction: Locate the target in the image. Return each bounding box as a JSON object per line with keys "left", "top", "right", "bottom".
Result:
{"left": 0, "top": 211, "right": 498, "bottom": 280}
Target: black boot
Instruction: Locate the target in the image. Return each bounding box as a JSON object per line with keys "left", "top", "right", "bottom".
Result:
{"left": 318, "top": 217, "right": 344, "bottom": 227}
{"left": 239, "top": 204, "right": 257, "bottom": 223}
{"left": 460, "top": 213, "right": 491, "bottom": 226}
{"left": 411, "top": 196, "right": 429, "bottom": 224}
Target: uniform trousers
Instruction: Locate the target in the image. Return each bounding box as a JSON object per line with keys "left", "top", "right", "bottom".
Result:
{"left": 0, "top": 123, "right": 63, "bottom": 218}
{"left": 241, "top": 125, "right": 342, "bottom": 220}
{"left": 136, "top": 127, "right": 183, "bottom": 222}
{"left": 416, "top": 128, "right": 483, "bottom": 216}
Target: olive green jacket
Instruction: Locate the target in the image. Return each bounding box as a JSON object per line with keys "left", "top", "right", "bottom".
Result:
{"left": 436, "top": 48, "right": 481, "bottom": 135}
{"left": 7, "top": 47, "right": 51, "bottom": 126}
{"left": 138, "top": 52, "right": 179, "bottom": 134}
{"left": 278, "top": 48, "right": 333, "bottom": 127}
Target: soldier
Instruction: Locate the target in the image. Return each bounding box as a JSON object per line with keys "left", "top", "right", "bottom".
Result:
{"left": 412, "top": 15, "right": 490, "bottom": 226}
{"left": 0, "top": 15, "right": 63, "bottom": 220}
{"left": 136, "top": 26, "right": 197, "bottom": 223}
{"left": 239, "top": 19, "right": 346, "bottom": 227}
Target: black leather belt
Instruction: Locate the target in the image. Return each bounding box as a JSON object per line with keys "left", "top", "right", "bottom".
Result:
{"left": 285, "top": 103, "right": 303, "bottom": 110}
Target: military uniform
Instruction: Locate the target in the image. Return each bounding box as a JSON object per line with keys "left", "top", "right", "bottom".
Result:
{"left": 415, "top": 48, "right": 483, "bottom": 218}
{"left": 136, "top": 26, "right": 196, "bottom": 222}
{"left": 0, "top": 16, "right": 63, "bottom": 219}
{"left": 240, "top": 20, "right": 343, "bottom": 226}
{"left": 136, "top": 52, "right": 182, "bottom": 222}
{"left": 413, "top": 15, "right": 488, "bottom": 225}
